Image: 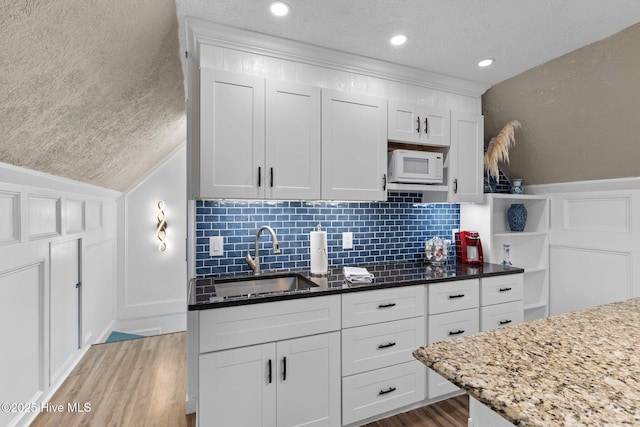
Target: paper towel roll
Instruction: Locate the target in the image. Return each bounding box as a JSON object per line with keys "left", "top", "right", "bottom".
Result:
{"left": 310, "top": 230, "right": 328, "bottom": 275}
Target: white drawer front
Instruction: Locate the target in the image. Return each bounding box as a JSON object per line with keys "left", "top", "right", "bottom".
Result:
{"left": 428, "top": 308, "right": 479, "bottom": 344}
{"left": 342, "top": 361, "right": 426, "bottom": 425}
{"left": 342, "top": 317, "right": 426, "bottom": 376}
{"left": 428, "top": 368, "right": 460, "bottom": 399}
{"left": 480, "top": 274, "right": 524, "bottom": 306}
{"left": 342, "top": 285, "right": 425, "bottom": 328}
{"left": 428, "top": 279, "right": 479, "bottom": 315}
{"left": 199, "top": 295, "right": 341, "bottom": 353}
{"left": 480, "top": 300, "right": 524, "bottom": 332}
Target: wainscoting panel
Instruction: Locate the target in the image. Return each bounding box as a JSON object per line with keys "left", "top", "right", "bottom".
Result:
{"left": 86, "top": 201, "right": 103, "bottom": 230}
{"left": 563, "top": 196, "right": 630, "bottom": 233}
{"left": 28, "top": 195, "right": 61, "bottom": 240}
{"left": 66, "top": 200, "right": 85, "bottom": 234}
{"left": 550, "top": 246, "right": 631, "bottom": 315}
{"left": 0, "top": 191, "right": 20, "bottom": 245}
{"left": 0, "top": 262, "right": 44, "bottom": 427}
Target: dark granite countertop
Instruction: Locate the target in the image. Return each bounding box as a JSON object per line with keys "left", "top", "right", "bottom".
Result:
{"left": 188, "top": 261, "right": 524, "bottom": 310}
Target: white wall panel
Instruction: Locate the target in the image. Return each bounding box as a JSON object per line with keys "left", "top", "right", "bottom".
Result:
{"left": 0, "top": 262, "right": 44, "bottom": 427}
{"left": 83, "top": 240, "right": 115, "bottom": 344}
{"left": 66, "top": 199, "right": 85, "bottom": 234}
{"left": 0, "top": 191, "right": 20, "bottom": 245}
{"left": 86, "top": 201, "right": 102, "bottom": 230}
{"left": 550, "top": 246, "right": 631, "bottom": 315}
{"left": 28, "top": 195, "right": 60, "bottom": 239}
{"left": 563, "top": 196, "right": 630, "bottom": 233}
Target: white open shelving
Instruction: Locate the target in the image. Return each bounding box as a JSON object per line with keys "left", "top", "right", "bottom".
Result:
{"left": 461, "top": 193, "right": 550, "bottom": 321}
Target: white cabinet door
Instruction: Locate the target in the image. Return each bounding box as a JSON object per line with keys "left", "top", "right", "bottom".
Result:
{"left": 276, "top": 332, "right": 340, "bottom": 427}
{"left": 388, "top": 101, "right": 450, "bottom": 146}
{"left": 199, "top": 343, "right": 276, "bottom": 427}
{"left": 322, "top": 90, "right": 387, "bottom": 201}
{"left": 266, "top": 81, "right": 321, "bottom": 200}
{"left": 200, "top": 69, "right": 265, "bottom": 199}
{"left": 449, "top": 111, "right": 483, "bottom": 203}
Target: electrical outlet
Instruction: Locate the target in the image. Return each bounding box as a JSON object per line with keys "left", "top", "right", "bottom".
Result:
{"left": 209, "top": 236, "right": 224, "bottom": 257}
{"left": 342, "top": 232, "right": 353, "bottom": 250}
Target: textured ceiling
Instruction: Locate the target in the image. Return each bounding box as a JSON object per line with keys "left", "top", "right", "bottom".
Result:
{"left": 176, "top": 0, "right": 640, "bottom": 86}
{"left": 0, "top": 0, "right": 185, "bottom": 192}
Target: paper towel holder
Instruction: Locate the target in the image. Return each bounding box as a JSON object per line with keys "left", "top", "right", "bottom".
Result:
{"left": 309, "top": 224, "right": 328, "bottom": 277}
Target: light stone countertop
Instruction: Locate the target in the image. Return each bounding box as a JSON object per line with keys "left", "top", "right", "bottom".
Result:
{"left": 413, "top": 298, "right": 640, "bottom": 426}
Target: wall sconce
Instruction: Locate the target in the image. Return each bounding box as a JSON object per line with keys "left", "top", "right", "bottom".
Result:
{"left": 157, "top": 200, "right": 167, "bottom": 252}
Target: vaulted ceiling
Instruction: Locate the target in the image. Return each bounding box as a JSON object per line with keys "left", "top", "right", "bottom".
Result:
{"left": 2, "top": 0, "right": 639, "bottom": 192}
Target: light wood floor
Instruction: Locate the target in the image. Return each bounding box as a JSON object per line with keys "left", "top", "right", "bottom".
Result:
{"left": 30, "top": 332, "right": 468, "bottom": 427}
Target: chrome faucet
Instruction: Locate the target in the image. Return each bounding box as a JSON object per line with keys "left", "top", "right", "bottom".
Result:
{"left": 246, "top": 225, "right": 281, "bottom": 275}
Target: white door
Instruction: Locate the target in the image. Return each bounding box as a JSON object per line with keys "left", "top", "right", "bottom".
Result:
{"left": 449, "top": 111, "right": 484, "bottom": 203}
{"left": 276, "top": 332, "right": 340, "bottom": 427}
{"left": 50, "top": 238, "right": 81, "bottom": 384}
{"left": 266, "top": 81, "right": 321, "bottom": 200}
{"left": 321, "top": 90, "right": 387, "bottom": 201}
{"left": 200, "top": 69, "right": 265, "bottom": 199}
{"left": 199, "top": 343, "right": 277, "bottom": 427}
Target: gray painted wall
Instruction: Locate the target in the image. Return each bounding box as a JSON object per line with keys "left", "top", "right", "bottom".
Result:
{"left": 482, "top": 22, "right": 640, "bottom": 185}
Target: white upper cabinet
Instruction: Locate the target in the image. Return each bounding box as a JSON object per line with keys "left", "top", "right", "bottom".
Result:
{"left": 321, "top": 90, "right": 388, "bottom": 201}
{"left": 448, "top": 111, "right": 484, "bottom": 203}
{"left": 266, "top": 80, "right": 321, "bottom": 200}
{"left": 200, "top": 70, "right": 265, "bottom": 199}
{"left": 388, "top": 101, "right": 450, "bottom": 146}
{"left": 199, "top": 70, "right": 321, "bottom": 199}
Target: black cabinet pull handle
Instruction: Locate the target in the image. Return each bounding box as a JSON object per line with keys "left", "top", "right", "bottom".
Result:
{"left": 448, "top": 294, "right": 465, "bottom": 299}
{"left": 268, "top": 359, "right": 272, "bottom": 384}
{"left": 449, "top": 330, "right": 465, "bottom": 336}
{"left": 378, "top": 302, "right": 396, "bottom": 309}
{"left": 258, "top": 166, "right": 262, "bottom": 187}
{"left": 453, "top": 178, "right": 458, "bottom": 194}
{"left": 499, "top": 320, "right": 512, "bottom": 325}
{"left": 416, "top": 116, "right": 421, "bottom": 134}
{"left": 383, "top": 174, "right": 387, "bottom": 191}
{"left": 282, "top": 357, "right": 287, "bottom": 381}
{"left": 379, "top": 387, "right": 397, "bottom": 395}
{"left": 499, "top": 287, "right": 512, "bottom": 292}
{"left": 424, "top": 117, "right": 429, "bottom": 134}
{"left": 378, "top": 342, "right": 396, "bottom": 349}
{"left": 270, "top": 167, "right": 274, "bottom": 187}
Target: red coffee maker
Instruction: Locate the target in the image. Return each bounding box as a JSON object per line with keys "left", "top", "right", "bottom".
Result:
{"left": 455, "top": 231, "right": 484, "bottom": 264}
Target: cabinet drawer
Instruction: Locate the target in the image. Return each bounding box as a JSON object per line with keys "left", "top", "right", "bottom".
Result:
{"left": 342, "top": 361, "right": 426, "bottom": 425}
{"left": 480, "top": 300, "right": 524, "bottom": 332}
{"left": 428, "top": 308, "right": 479, "bottom": 344}
{"left": 342, "top": 286, "right": 425, "bottom": 328}
{"left": 428, "top": 279, "right": 479, "bottom": 315}
{"left": 480, "top": 274, "right": 524, "bottom": 306}
{"left": 342, "top": 317, "right": 426, "bottom": 376}
{"left": 199, "top": 295, "right": 341, "bottom": 353}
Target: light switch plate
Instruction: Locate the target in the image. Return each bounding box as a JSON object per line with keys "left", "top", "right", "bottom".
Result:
{"left": 342, "top": 232, "right": 353, "bottom": 250}
{"left": 209, "top": 236, "right": 224, "bottom": 257}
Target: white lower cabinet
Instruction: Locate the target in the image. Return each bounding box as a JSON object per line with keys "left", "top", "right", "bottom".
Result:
{"left": 199, "top": 332, "right": 340, "bottom": 427}
{"left": 342, "top": 361, "right": 426, "bottom": 425}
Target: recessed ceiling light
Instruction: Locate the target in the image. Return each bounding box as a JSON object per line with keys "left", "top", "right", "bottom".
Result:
{"left": 269, "top": 1, "right": 290, "bottom": 17}
{"left": 390, "top": 34, "right": 408, "bottom": 46}
{"left": 478, "top": 58, "right": 494, "bottom": 67}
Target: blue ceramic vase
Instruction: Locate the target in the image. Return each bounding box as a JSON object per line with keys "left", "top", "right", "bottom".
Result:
{"left": 507, "top": 203, "right": 527, "bottom": 232}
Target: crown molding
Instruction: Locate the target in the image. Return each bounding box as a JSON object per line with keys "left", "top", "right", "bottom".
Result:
{"left": 185, "top": 18, "right": 489, "bottom": 98}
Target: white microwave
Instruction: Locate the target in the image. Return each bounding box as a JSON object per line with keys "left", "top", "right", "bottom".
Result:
{"left": 388, "top": 150, "right": 443, "bottom": 184}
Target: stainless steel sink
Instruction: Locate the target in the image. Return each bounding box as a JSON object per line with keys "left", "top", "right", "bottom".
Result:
{"left": 213, "top": 273, "right": 318, "bottom": 298}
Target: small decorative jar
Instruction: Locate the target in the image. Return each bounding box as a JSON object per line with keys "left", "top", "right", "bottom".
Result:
{"left": 502, "top": 244, "right": 512, "bottom": 267}
{"left": 507, "top": 203, "right": 528, "bottom": 232}
{"left": 510, "top": 178, "right": 524, "bottom": 194}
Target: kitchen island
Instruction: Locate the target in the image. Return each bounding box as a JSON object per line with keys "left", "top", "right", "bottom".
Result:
{"left": 413, "top": 298, "right": 640, "bottom": 426}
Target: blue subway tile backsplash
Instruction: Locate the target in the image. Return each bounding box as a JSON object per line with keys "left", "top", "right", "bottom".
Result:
{"left": 195, "top": 192, "right": 460, "bottom": 276}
